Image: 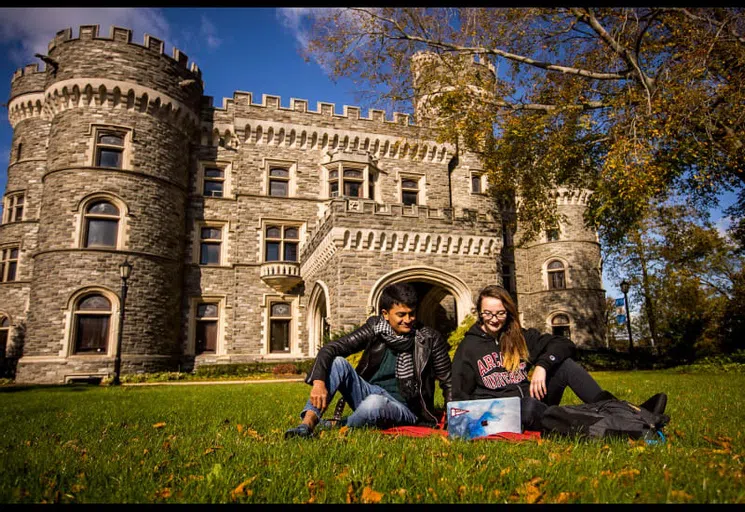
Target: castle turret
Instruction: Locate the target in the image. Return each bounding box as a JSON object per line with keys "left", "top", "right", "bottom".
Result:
{"left": 513, "top": 188, "right": 605, "bottom": 347}
{"left": 11, "top": 25, "right": 204, "bottom": 383}
{"left": 410, "top": 51, "right": 496, "bottom": 126}
{"left": 0, "top": 62, "right": 50, "bottom": 366}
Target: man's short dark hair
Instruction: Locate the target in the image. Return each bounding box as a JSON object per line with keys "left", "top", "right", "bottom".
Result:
{"left": 379, "top": 282, "right": 419, "bottom": 313}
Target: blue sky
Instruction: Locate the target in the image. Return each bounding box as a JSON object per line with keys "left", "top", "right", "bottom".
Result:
{"left": 0, "top": 7, "right": 738, "bottom": 306}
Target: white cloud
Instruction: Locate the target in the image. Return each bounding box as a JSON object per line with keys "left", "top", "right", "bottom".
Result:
{"left": 276, "top": 7, "right": 376, "bottom": 73}
{"left": 0, "top": 8, "right": 172, "bottom": 66}
{"left": 200, "top": 15, "right": 221, "bottom": 50}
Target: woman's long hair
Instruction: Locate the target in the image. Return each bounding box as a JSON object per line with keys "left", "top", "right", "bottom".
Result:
{"left": 475, "top": 285, "right": 529, "bottom": 372}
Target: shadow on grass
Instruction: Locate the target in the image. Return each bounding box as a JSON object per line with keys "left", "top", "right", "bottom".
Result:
{"left": 0, "top": 383, "right": 104, "bottom": 393}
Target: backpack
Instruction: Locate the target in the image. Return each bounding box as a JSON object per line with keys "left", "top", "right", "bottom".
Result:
{"left": 540, "top": 398, "right": 670, "bottom": 442}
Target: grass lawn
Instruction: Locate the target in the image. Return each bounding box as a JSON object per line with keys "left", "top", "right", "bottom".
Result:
{"left": 1, "top": 369, "right": 743, "bottom": 504}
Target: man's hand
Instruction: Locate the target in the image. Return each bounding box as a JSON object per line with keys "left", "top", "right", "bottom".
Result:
{"left": 529, "top": 365, "right": 547, "bottom": 400}
{"left": 310, "top": 380, "right": 329, "bottom": 411}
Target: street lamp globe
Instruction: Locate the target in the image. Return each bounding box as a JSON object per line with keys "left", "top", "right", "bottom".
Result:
{"left": 119, "top": 259, "right": 133, "bottom": 280}
{"left": 620, "top": 279, "right": 630, "bottom": 294}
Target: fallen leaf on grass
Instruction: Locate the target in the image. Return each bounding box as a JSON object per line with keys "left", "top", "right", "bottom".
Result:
{"left": 305, "top": 479, "right": 325, "bottom": 504}
{"left": 204, "top": 446, "right": 223, "bottom": 455}
{"left": 153, "top": 422, "right": 166, "bottom": 429}
{"left": 237, "top": 424, "right": 244, "bottom": 433}
{"left": 338, "top": 426, "right": 349, "bottom": 438}
{"left": 153, "top": 488, "right": 171, "bottom": 499}
{"left": 500, "top": 467, "right": 511, "bottom": 477}
{"left": 671, "top": 490, "right": 694, "bottom": 502}
{"left": 231, "top": 476, "right": 258, "bottom": 500}
{"left": 510, "top": 477, "right": 545, "bottom": 504}
{"left": 554, "top": 492, "right": 578, "bottom": 503}
{"left": 346, "top": 482, "right": 361, "bottom": 503}
{"left": 361, "top": 486, "right": 383, "bottom": 503}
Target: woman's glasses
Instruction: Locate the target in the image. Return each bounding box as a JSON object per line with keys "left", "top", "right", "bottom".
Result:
{"left": 480, "top": 310, "right": 507, "bottom": 320}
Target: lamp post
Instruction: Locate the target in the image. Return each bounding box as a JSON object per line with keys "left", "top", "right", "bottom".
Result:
{"left": 620, "top": 279, "right": 633, "bottom": 355}
{"left": 112, "top": 259, "right": 133, "bottom": 386}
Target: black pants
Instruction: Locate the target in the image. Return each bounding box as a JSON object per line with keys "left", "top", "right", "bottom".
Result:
{"left": 521, "top": 358, "right": 602, "bottom": 430}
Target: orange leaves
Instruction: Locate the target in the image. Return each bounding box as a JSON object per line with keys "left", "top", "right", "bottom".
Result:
{"left": 345, "top": 480, "right": 384, "bottom": 504}
{"left": 203, "top": 445, "right": 222, "bottom": 455}
{"left": 152, "top": 422, "right": 166, "bottom": 429}
{"left": 361, "top": 486, "right": 384, "bottom": 503}
{"left": 670, "top": 490, "right": 694, "bottom": 502}
{"left": 231, "top": 476, "right": 258, "bottom": 500}
{"left": 305, "top": 480, "right": 325, "bottom": 504}
{"left": 554, "top": 491, "right": 579, "bottom": 503}
{"left": 510, "top": 476, "right": 545, "bottom": 504}
{"left": 236, "top": 424, "right": 262, "bottom": 440}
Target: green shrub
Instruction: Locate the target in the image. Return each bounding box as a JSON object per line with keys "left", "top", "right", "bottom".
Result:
{"left": 447, "top": 314, "right": 477, "bottom": 360}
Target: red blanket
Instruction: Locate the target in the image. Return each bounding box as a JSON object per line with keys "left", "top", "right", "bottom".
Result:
{"left": 379, "top": 426, "right": 541, "bottom": 442}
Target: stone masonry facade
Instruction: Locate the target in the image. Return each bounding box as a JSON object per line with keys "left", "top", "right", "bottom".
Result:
{"left": 0, "top": 26, "right": 606, "bottom": 384}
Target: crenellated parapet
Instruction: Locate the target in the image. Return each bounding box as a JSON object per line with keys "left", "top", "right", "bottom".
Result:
{"left": 201, "top": 93, "right": 455, "bottom": 163}
{"left": 300, "top": 198, "right": 499, "bottom": 276}
{"left": 207, "top": 91, "right": 412, "bottom": 125}
{"left": 549, "top": 187, "right": 593, "bottom": 206}
{"left": 40, "top": 25, "right": 202, "bottom": 80}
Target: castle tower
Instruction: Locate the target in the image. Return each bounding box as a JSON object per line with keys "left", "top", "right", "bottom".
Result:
{"left": 410, "top": 51, "right": 496, "bottom": 126}
{"left": 0, "top": 61, "right": 50, "bottom": 367}
{"left": 513, "top": 188, "right": 606, "bottom": 347}
{"left": 9, "top": 26, "right": 204, "bottom": 383}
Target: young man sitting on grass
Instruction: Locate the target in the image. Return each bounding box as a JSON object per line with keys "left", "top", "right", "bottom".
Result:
{"left": 285, "top": 283, "right": 452, "bottom": 439}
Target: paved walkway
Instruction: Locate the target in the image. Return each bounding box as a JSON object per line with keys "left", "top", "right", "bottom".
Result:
{"left": 123, "top": 377, "right": 306, "bottom": 386}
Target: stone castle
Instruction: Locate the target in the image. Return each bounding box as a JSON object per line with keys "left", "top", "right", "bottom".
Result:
{"left": 0, "top": 26, "right": 606, "bottom": 384}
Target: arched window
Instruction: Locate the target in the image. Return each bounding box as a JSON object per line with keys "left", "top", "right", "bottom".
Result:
{"left": 73, "top": 294, "right": 112, "bottom": 354}
{"left": 84, "top": 201, "right": 120, "bottom": 248}
{"left": 0, "top": 315, "right": 9, "bottom": 358}
{"left": 551, "top": 314, "right": 571, "bottom": 338}
{"left": 547, "top": 260, "right": 566, "bottom": 289}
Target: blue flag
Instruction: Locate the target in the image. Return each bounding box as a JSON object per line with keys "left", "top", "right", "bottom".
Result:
{"left": 616, "top": 314, "right": 626, "bottom": 325}
{"left": 615, "top": 298, "right": 625, "bottom": 307}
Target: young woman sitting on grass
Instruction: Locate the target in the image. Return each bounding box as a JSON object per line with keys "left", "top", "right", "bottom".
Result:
{"left": 451, "top": 285, "right": 666, "bottom": 432}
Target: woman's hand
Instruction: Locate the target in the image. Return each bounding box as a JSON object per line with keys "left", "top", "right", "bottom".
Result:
{"left": 310, "top": 380, "right": 329, "bottom": 411}
{"left": 530, "top": 366, "right": 547, "bottom": 400}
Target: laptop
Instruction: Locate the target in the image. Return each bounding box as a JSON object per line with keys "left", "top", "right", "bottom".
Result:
{"left": 447, "top": 396, "right": 522, "bottom": 439}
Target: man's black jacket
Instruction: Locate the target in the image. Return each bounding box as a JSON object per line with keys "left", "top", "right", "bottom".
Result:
{"left": 305, "top": 315, "right": 452, "bottom": 424}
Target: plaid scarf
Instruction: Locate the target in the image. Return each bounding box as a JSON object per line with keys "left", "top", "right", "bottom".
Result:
{"left": 373, "top": 316, "right": 418, "bottom": 401}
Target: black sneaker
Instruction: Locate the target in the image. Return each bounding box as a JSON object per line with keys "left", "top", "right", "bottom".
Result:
{"left": 284, "top": 424, "right": 313, "bottom": 439}
{"left": 639, "top": 393, "right": 667, "bottom": 415}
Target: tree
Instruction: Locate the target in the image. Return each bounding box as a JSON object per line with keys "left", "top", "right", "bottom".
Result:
{"left": 297, "top": 8, "right": 745, "bottom": 246}
{"left": 603, "top": 201, "right": 743, "bottom": 360}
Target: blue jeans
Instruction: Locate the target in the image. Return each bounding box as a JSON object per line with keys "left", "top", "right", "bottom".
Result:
{"left": 300, "top": 356, "right": 418, "bottom": 429}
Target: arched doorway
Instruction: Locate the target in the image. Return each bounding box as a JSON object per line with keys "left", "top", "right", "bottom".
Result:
{"left": 368, "top": 266, "right": 474, "bottom": 338}
{"left": 306, "top": 281, "right": 330, "bottom": 357}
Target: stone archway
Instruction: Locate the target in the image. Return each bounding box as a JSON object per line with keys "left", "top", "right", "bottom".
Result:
{"left": 367, "top": 266, "right": 474, "bottom": 335}
{"left": 306, "top": 281, "right": 330, "bottom": 357}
